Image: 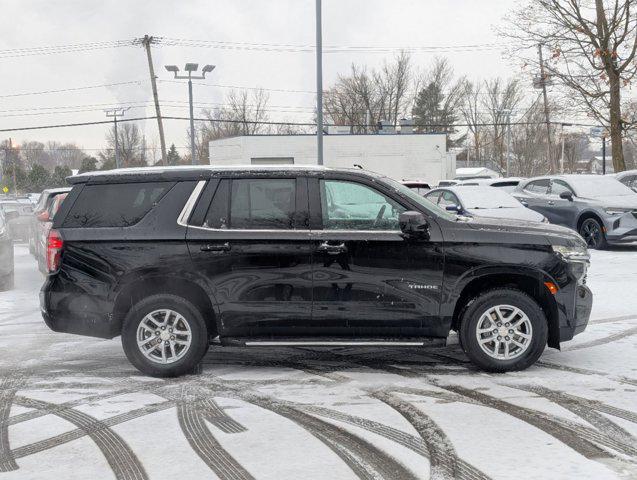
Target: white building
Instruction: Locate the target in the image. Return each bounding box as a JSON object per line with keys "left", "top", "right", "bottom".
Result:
{"left": 208, "top": 133, "right": 455, "bottom": 184}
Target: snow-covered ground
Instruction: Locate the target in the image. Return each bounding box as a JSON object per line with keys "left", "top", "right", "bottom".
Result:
{"left": 0, "top": 244, "right": 636, "bottom": 480}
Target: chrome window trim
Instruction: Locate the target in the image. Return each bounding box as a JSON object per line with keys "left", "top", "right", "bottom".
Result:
{"left": 177, "top": 180, "right": 206, "bottom": 227}
{"left": 179, "top": 179, "right": 402, "bottom": 235}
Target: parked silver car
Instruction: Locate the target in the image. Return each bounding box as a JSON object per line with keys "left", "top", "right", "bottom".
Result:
{"left": 615, "top": 169, "right": 637, "bottom": 192}
{"left": 512, "top": 175, "right": 637, "bottom": 248}
{"left": 424, "top": 186, "right": 547, "bottom": 222}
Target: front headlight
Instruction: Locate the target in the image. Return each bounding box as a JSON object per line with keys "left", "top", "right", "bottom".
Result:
{"left": 552, "top": 245, "right": 589, "bottom": 263}
{"left": 604, "top": 208, "right": 631, "bottom": 215}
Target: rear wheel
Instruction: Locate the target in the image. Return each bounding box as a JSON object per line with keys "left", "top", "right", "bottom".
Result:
{"left": 459, "top": 289, "right": 547, "bottom": 372}
{"left": 121, "top": 294, "right": 209, "bottom": 377}
{"left": 579, "top": 217, "right": 607, "bottom": 249}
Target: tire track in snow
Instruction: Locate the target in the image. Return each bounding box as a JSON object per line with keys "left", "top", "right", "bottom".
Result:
{"left": 437, "top": 385, "right": 637, "bottom": 462}
{"left": 302, "top": 404, "right": 491, "bottom": 480}
{"left": 371, "top": 390, "right": 458, "bottom": 480}
{"left": 242, "top": 396, "right": 419, "bottom": 480}
{"left": 0, "top": 374, "right": 23, "bottom": 472}
{"left": 14, "top": 396, "right": 148, "bottom": 480}
{"left": 176, "top": 403, "right": 254, "bottom": 480}
{"left": 536, "top": 361, "right": 637, "bottom": 387}
{"left": 511, "top": 385, "right": 637, "bottom": 446}
{"left": 11, "top": 400, "right": 173, "bottom": 461}
{"left": 563, "top": 325, "right": 637, "bottom": 352}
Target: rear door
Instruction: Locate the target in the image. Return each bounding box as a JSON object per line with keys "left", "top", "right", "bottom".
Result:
{"left": 186, "top": 175, "right": 317, "bottom": 338}
{"left": 309, "top": 175, "right": 445, "bottom": 338}
{"left": 516, "top": 179, "right": 551, "bottom": 216}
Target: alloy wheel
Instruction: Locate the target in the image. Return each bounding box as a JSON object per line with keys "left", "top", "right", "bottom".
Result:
{"left": 136, "top": 309, "right": 192, "bottom": 364}
{"left": 580, "top": 219, "right": 602, "bottom": 248}
{"left": 475, "top": 304, "right": 533, "bottom": 360}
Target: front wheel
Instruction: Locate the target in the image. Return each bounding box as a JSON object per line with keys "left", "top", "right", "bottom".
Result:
{"left": 459, "top": 289, "right": 547, "bottom": 372}
{"left": 579, "top": 217, "right": 607, "bottom": 249}
{"left": 121, "top": 294, "right": 209, "bottom": 377}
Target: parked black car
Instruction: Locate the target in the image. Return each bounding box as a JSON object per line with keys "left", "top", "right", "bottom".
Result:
{"left": 41, "top": 166, "right": 592, "bottom": 377}
{"left": 512, "top": 175, "right": 637, "bottom": 248}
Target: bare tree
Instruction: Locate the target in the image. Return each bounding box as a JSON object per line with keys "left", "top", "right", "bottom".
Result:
{"left": 480, "top": 78, "right": 524, "bottom": 171}
{"left": 459, "top": 80, "right": 483, "bottom": 162}
{"left": 104, "top": 123, "right": 145, "bottom": 167}
{"left": 501, "top": 0, "right": 637, "bottom": 172}
{"left": 324, "top": 52, "right": 412, "bottom": 132}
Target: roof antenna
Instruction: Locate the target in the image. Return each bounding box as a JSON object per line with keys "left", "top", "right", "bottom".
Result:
{"left": 353, "top": 164, "right": 363, "bottom": 169}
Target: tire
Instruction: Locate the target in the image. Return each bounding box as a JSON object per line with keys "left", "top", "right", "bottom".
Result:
{"left": 121, "top": 294, "right": 209, "bottom": 377}
{"left": 579, "top": 217, "right": 607, "bottom": 249}
{"left": 459, "top": 288, "right": 547, "bottom": 372}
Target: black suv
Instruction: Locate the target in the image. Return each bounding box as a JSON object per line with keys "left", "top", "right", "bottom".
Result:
{"left": 41, "top": 166, "right": 592, "bottom": 377}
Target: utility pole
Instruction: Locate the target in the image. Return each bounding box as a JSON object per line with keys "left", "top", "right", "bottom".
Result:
{"left": 505, "top": 111, "right": 512, "bottom": 177}
{"left": 10, "top": 138, "right": 16, "bottom": 194}
{"left": 559, "top": 122, "right": 572, "bottom": 174}
{"left": 105, "top": 108, "right": 130, "bottom": 169}
{"left": 138, "top": 35, "right": 167, "bottom": 165}
{"left": 537, "top": 44, "right": 555, "bottom": 173}
{"left": 602, "top": 136, "right": 607, "bottom": 175}
{"left": 315, "top": 0, "right": 324, "bottom": 165}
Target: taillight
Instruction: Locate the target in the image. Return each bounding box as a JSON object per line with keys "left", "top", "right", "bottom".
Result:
{"left": 46, "top": 229, "right": 64, "bottom": 273}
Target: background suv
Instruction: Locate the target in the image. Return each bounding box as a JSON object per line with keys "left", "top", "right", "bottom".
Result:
{"left": 513, "top": 174, "right": 637, "bottom": 249}
{"left": 41, "top": 166, "right": 592, "bottom": 377}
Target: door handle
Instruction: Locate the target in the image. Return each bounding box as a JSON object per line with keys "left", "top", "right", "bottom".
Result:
{"left": 548, "top": 200, "right": 555, "bottom": 206}
{"left": 200, "top": 242, "right": 231, "bottom": 252}
{"left": 520, "top": 200, "right": 529, "bottom": 207}
{"left": 317, "top": 241, "right": 347, "bottom": 255}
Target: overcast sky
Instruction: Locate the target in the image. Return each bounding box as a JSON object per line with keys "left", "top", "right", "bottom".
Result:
{"left": 1, "top": 0, "right": 524, "bottom": 158}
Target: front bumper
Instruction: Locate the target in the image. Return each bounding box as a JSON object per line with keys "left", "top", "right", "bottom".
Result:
{"left": 557, "top": 283, "right": 592, "bottom": 342}
{"left": 604, "top": 211, "right": 637, "bottom": 244}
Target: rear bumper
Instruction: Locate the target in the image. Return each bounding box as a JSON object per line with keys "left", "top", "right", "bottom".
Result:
{"left": 40, "top": 276, "right": 119, "bottom": 339}
{"left": 558, "top": 284, "right": 592, "bottom": 342}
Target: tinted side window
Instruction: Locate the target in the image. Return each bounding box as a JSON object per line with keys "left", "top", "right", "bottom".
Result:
{"left": 230, "top": 179, "right": 296, "bottom": 229}
{"left": 62, "top": 182, "right": 174, "bottom": 228}
{"left": 203, "top": 180, "right": 230, "bottom": 229}
{"left": 523, "top": 179, "right": 550, "bottom": 194}
{"left": 438, "top": 191, "right": 459, "bottom": 207}
{"left": 320, "top": 180, "right": 405, "bottom": 230}
{"left": 550, "top": 180, "right": 574, "bottom": 196}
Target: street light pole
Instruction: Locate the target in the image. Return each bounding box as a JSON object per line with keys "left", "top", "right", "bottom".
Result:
{"left": 165, "top": 63, "right": 215, "bottom": 165}
{"left": 315, "top": 0, "right": 324, "bottom": 166}
{"left": 105, "top": 108, "right": 130, "bottom": 169}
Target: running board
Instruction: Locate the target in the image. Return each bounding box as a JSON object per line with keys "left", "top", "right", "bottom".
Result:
{"left": 219, "top": 337, "right": 446, "bottom": 347}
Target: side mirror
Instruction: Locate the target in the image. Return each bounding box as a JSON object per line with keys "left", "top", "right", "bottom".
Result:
{"left": 399, "top": 211, "right": 430, "bottom": 240}
{"left": 559, "top": 191, "right": 573, "bottom": 201}
{"left": 4, "top": 211, "right": 19, "bottom": 222}
{"left": 445, "top": 204, "right": 461, "bottom": 213}
{"left": 37, "top": 211, "right": 50, "bottom": 222}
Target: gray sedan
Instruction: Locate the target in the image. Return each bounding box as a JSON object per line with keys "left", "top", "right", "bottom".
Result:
{"left": 512, "top": 174, "right": 637, "bottom": 248}
{"left": 424, "top": 186, "right": 547, "bottom": 223}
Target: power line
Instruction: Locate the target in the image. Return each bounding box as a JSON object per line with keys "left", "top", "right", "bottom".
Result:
{"left": 0, "top": 114, "right": 601, "bottom": 134}
{"left": 0, "top": 80, "right": 143, "bottom": 98}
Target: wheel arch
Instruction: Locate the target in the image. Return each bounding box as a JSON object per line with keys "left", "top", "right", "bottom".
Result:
{"left": 450, "top": 269, "right": 560, "bottom": 349}
{"left": 576, "top": 210, "right": 605, "bottom": 231}
{"left": 112, "top": 275, "right": 218, "bottom": 338}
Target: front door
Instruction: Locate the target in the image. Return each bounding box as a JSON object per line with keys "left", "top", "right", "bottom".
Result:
{"left": 309, "top": 176, "right": 445, "bottom": 338}
{"left": 547, "top": 179, "right": 579, "bottom": 228}
{"left": 186, "top": 176, "right": 315, "bottom": 338}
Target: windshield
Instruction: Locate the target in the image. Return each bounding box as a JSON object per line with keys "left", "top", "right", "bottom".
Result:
{"left": 458, "top": 188, "right": 522, "bottom": 209}
{"left": 568, "top": 176, "right": 635, "bottom": 198}
{"left": 381, "top": 176, "right": 457, "bottom": 220}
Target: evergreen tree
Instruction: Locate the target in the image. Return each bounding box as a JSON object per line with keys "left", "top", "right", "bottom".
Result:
{"left": 78, "top": 156, "right": 98, "bottom": 174}
{"left": 50, "top": 165, "right": 72, "bottom": 188}
{"left": 25, "top": 164, "right": 51, "bottom": 192}
{"left": 166, "top": 144, "right": 181, "bottom": 165}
